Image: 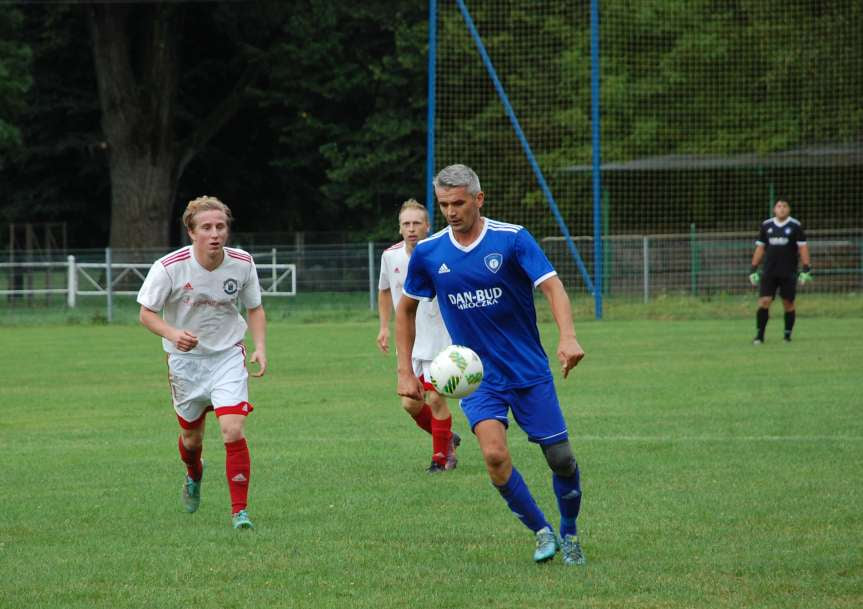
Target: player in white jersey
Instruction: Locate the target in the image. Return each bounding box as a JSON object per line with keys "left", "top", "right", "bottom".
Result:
{"left": 397, "top": 165, "right": 587, "bottom": 565}
{"left": 378, "top": 199, "right": 459, "bottom": 473}
{"left": 137, "top": 196, "right": 267, "bottom": 530}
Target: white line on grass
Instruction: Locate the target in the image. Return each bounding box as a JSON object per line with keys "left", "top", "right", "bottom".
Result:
{"left": 577, "top": 435, "right": 863, "bottom": 442}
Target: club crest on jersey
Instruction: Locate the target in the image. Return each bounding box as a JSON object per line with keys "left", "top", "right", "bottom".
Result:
{"left": 484, "top": 253, "right": 503, "bottom": 273}
{"left": 223, "top": 278, "right": 239, "bottom": 295}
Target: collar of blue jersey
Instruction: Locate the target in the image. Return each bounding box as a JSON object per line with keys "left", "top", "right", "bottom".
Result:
{"left": 447, "top": 217, "right": 489, "bottom": 253}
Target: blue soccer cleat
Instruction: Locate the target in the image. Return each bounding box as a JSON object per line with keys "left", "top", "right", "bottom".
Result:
{"left": 561, "top": 534, "right": 586, "bottom": 566}
{"left": 533, "top": 526, "right": 560, "bottom": 563}
{"left": 232, "top": 509, "right": 254, "bottom": 530}
{"left": 182, "top": 461, "right": 204, "bottom": 513}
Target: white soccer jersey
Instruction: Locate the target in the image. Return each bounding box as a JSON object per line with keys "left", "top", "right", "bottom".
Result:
{"left": 137, "top": 246, "right": 262, "bottom": 355}
{"left": 379, "top": 241, "right": 450, "bottom": 361}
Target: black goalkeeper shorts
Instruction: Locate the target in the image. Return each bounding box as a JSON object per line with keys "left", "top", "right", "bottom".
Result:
{"left": 759, "top": 273, "right": 797, "bottom": 301}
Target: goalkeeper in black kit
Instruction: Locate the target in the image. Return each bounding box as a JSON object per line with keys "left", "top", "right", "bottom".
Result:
{"left": 748, "top": 199, "right": 811, "bottom": 344}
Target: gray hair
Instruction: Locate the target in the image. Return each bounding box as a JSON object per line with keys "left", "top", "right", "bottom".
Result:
{"left": 434, "top": 164, "right": 482, "bottom": 196}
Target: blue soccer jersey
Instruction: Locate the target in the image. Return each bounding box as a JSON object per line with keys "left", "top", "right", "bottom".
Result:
{"left": 403, "top": 218, "right": 557, "bottom": 390}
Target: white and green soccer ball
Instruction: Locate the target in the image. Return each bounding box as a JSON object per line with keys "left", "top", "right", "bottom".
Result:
{"left": 429, "top": 345, "right": 484, "bottom": 399}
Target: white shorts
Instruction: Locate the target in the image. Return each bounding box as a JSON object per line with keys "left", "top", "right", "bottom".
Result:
{"left": 168, "top": 345, "right": 251, "bottom": 427}
{"left": 413, "top": 358, "right": 436, "bottom": 392}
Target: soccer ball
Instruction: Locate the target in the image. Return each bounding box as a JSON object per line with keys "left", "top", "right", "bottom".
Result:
{"left": 429, "top": 345, "right": 484, "bottom": 399}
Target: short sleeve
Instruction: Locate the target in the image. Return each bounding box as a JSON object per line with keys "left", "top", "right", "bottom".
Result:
{"left": 240, "top": 260, "right": 263, "bottom": 309}
{"left": 515, "top": 229, "right": 556, "bottom": 287}
{"left": 403, "top": 247, "right": 435, "bottom": 301}
{"left": 378, "top": 252, "right": 390, "bottom": 290}
{"left": 137, "top": 262, "right": 171, "bottom": 312}
{"left": 797, "top": 224, "right": 807, "bottom": 244}
{"left": 756, "top": 223, "right": 768, "bottom": 246}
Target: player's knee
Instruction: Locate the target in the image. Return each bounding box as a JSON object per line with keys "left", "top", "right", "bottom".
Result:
{"left": 400, "top": 396, "right": 424, "bottom": 416}
{"left": 482, "top": 445, "right": 510, "bottom": 471}
{"left": 542, "top": 441, "right": 578, "bottom": 478}
{"left": 180, "top": 429, "right": 204, "bottom": 450}
{"left": 218, "top": 417, "right": 245, "bottom": 443}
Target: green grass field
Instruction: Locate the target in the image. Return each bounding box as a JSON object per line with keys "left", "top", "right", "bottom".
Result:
{"left": 2, "top": 317, "right": 862, "bottom": 609}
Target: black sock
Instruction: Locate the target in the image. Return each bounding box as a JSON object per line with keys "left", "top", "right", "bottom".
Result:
{"left": 756, "top": 308, "right": 769, "bottom": 340}
{"left": 784, "top": 310, "right": 795, "bottom": 338}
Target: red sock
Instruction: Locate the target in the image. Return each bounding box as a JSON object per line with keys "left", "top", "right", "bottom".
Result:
{"left": 178, "top": 436, "right": 203, "bottom": 480}
{"left": 430, "top": 415, "right": 453, "bottom": 466}
{"left": 411, "top": 404, "right": 433, "bottom": 434}
{"left": 225, "top": 438, "right": 250, "bottom": 514}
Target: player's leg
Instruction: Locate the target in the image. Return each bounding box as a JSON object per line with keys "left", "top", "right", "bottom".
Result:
{"left": 779, "top": 276, "right": 797, "bottom": 341}
{"left": 401, "top": 395, "right": 433, "bottom": 434}
{"left": 754, "top": 278, "right": 776, "bottom": 343}
{"left": 168, "top": 353, "right": 209, "bottom": 513}
{"left": 476, "top": 419, "right": 557, "bottom": 562}
{"left": 542, "top": 441, "right": 586, "bottom": 565}
{"left": 475, "top": 419, "right": 551, "bottom": 534}
{"left": 217, "top": 412, "right": 253, "bottom": 529}
{"left": 178, "top": 418, "right": 206, "bottom": 513}
{"left": 464, "top": 387, "right": 554, "bottom": 562}
{"left": 422, "top": 359, "right": 458, "bottom": 471}
{"left": 510, "top": 381, "right": 583, "bottom": 563}
{"left": 212, "top": 346, "right": 255, "bottom": 529}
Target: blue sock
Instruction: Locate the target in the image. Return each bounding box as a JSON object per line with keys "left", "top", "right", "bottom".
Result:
{"left": 553, "top": 465, "right": 582, "bottom": 538}
{"left": 494, "top": 467, "right": 550, "bottom": 533}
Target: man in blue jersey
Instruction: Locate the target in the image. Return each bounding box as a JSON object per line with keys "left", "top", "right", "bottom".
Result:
{"left": 396, "top": 164, "right": 586, "bottom": 565}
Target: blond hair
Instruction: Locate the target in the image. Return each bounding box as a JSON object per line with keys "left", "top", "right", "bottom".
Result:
{"left": 398, "top": 198, "right": 428, "bottom": 221}
{"left": 182, "top": 196, "right": 233, "bottom": 231}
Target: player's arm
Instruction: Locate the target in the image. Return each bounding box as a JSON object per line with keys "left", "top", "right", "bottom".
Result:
{"left": 138, "top": 305, "right": 198, "bottom": 352}
{"left": 377, "top": 288, "right": 393, "bottom": 353}
{"left": 538, "top": 276, "right": 585, "bottom": 379}
{"left": 750, "top": 243, "right": 765, "bottom": 269}
{"left": 799, "top": 243, "right": 811, "bottom": 268}
{"left": 395, "top": 295, "right": 424, "bottom": 400}
{"left": 246, "top": 304, "right": 267, "bottom": 377}
{"left": 750, "top": 243, "right": 765, "bottom": 285}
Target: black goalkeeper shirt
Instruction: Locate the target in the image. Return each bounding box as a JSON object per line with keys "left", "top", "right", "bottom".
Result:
{"left": 756, "top": 217, "right": 807, "bottom": 277}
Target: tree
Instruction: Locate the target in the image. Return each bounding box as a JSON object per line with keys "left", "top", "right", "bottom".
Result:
{"left": 87, "top": 3, "right": 278, "bottom": 249}
{"left": 0, "top": 8, "right": 32, "bottom": 158}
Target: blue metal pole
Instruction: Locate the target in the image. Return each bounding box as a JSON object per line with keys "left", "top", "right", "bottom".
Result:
{"left": 426, "top": 0, "right": 438, "bottom": 230}
{"left": 455, "top": 0, "right": 594, "bottom": 294}
{"left": 590, "top": 0, "right": 603, "bottom": 319}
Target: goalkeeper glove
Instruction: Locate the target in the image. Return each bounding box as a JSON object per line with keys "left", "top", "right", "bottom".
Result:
{"left": 749, "top": 270, "right": 760, "bottom": 286}
{"left": 798, "top": 265, "right": 812, "bottom": 284}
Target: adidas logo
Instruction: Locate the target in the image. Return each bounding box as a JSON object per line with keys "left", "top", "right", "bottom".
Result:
{"left": 183, "top": 282, "right": 193, "bottom": 290}
{"left": 242, "top": 404, "right": 249, "bottom": 412}
{"left": 438, "top": 263, "right": 451, "bottom": 274}
{"left": 231, "top": 473, "right": 247, "bottom": 483}
{"left": 394, "top": 267, "right": 401, "bottom": 273}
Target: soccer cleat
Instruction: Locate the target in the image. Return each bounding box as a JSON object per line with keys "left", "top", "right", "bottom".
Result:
{"left": 784, "top": 335, "right": 792, "bottom": 342}
{"left": 561, "top": 534, "right": 586, "bottom": 566}
{"left": 232, "top": 509, "right": 254, "bottom": 530}
{"left": 182, "top": 461, "right": 204, "bottom": 513}
{"left": 426, "top": 460, "right": 446, "bottom": 474}
{"left": 445, "top": 432, "right": 461, "bottom": 471}
{"left": 752, "top": 337, "right": 763, "bottom": 345}
{"left": 533, "top": 526, "right": 560, "bottom": 563}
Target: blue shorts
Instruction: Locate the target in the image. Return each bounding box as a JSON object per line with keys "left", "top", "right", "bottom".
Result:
{"left": 460, "top": 379, "right": 568, "bottom": 446}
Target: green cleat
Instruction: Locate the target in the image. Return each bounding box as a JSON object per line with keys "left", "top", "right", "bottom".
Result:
{"left": 561, "top": 534, "right": 586, "bottom": 566}
{"left": 533, "top": 526, "right": 560, "bottom": 563}
{"left": 182, "top": 461, "right": 203, "bottom": 513}
{"left": 232, "top": 509, "right": 254, "bottom": 530}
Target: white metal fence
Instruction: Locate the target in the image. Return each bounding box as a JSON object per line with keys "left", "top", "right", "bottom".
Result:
{"left": 0, "top": 249, "right": 296, "bottom": 319}
{"left": 2, "top": 230, "right": 861, "bottom": 317}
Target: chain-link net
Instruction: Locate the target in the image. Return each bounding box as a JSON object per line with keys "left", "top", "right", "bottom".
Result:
{"left": 435, "top": 0, "right": 863, "bottom": 305}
